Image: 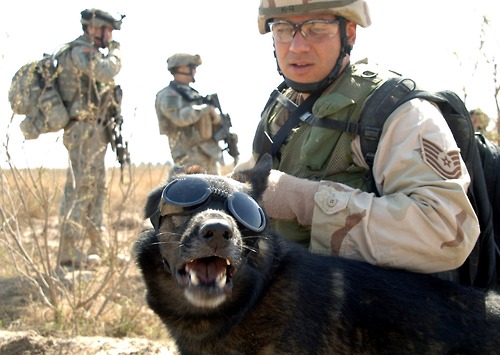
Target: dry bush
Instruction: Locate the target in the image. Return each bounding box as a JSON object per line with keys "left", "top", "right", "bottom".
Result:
{"left": 0, "top": 161, "right": 172, "bottom": 342}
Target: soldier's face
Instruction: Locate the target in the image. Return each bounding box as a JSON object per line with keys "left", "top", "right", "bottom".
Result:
{"left": 175, "top": 66, "right": 196, "bottom": 84}
{"left": 273, "top": 14, "right": 356, "bottom": 85}
{"left": 89, "top": 25, "right": 114, "bottom": 48}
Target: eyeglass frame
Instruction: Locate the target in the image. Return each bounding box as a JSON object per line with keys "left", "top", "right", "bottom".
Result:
{"left": 268, "top": 19, "right": 342, "bottom": 43}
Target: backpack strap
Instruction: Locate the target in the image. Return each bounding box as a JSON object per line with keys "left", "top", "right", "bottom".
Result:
{"left": 254, "top": 83, "right": 324, "bottom": 161}
{"left": 358, "top": 77, "right": 418, "bottom": 166}
{"left": 269, "top": 90, "right": 323, "bottom": 159}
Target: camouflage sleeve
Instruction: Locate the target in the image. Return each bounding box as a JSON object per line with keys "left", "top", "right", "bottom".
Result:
{"left": 310, "top": 99, "right": 480, "bottom": 274}
{"left": 70, "top": 43, "right": 121, "bottom": 83}
{"left": 156, "top": 88, "right": 210, "bottom": 128}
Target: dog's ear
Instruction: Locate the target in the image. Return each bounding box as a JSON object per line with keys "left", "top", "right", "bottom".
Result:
{"left": 144, "top": 185, "right": 164, "bottom": 219}
{"left": 228, "top": 153, "right": 273, "bottom": 200}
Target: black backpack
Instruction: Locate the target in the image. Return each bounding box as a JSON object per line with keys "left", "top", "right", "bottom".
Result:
{"left": 359, "top": 77, "right": 499, "bottom": 289}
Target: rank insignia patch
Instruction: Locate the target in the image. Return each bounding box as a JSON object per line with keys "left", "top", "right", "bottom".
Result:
{"left": 421, "top": 137, "right": 462, "bottom": 179}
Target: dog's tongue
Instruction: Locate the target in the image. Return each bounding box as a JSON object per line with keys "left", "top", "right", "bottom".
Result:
{"left": 186, "top": 257, "right": 227, "bottom": 284}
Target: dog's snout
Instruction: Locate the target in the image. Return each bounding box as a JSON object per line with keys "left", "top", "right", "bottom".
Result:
{"left": 199, "top": 220, "right": 233, "bottom": 242}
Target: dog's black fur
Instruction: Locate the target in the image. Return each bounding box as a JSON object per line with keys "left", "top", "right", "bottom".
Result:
{"left": 136, "top": 155, "right": 500, "bottom": 354}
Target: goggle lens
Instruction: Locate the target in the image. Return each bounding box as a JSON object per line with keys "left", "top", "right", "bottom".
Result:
{"left": 159, "top": 176, "right": 266, "bottom": 232}
{"left": 162, "top": 176, "right": 211, "bottom": 206}
{"left": 228, "top": 192, "right": 266, "bottom": 232}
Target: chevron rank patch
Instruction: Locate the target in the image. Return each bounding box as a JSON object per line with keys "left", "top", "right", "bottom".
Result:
{"left": 421, "top": 137, "right": 462, "bottom": 179}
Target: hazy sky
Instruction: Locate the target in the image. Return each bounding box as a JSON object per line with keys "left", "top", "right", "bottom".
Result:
{"left": 0, "top": 0, "right": 497, "bottom": 169}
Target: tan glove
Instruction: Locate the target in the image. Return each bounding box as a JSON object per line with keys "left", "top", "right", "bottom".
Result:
{"left": 108, "top": 40, "right": 121, "bottom": 57}
{"left": 262, "top": 170, "right": 320, "bottom": 226}
{"left": 208, "top": 105, "right": 221, "bottom": 125}
{"left": 197, "top": 105, "right": 221, "bottom": 140}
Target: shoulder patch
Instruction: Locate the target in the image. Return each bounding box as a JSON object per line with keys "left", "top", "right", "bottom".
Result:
{"left": 421, "top": 137, "right": 462, "bottom": 179}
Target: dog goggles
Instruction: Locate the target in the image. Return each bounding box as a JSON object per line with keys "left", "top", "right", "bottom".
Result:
{"left": 159, "top": 176, "right": 266, "bottom": 233}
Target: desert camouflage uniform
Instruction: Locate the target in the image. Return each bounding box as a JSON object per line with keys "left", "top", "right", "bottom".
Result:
{"left": 155, "top": 81, "right": 222, "bottom": 174}
{"left": 56, "top": 34, "right": 121, "bottom": 261}
{"left": 254, "top": 63, "right": 480, "bottom": 275}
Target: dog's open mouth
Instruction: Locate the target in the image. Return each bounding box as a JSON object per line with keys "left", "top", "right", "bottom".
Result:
{"left": 175, "top": 256, "right": 235, "bottom": 308}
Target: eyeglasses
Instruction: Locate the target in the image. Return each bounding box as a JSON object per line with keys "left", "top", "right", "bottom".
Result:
{"left": 268, "top": 19, "right": 341, "bottom": 43}
{"left": 158, "top": 176, "right": 266, "bottom": 233}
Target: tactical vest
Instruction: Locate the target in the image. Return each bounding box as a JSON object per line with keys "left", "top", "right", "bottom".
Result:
{"left": 254, "top": 63, "right": 399, "bottom": 244}
{"left": 161, "top": 82, "right": 208, "bottom": 148}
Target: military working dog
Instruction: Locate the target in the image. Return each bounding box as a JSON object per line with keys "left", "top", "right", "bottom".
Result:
{"left": 135, "top": 154, "right": 500, "bottom": 354}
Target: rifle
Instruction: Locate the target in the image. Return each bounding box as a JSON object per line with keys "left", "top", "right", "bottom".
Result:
{"left": 106, "top": 85, "right": 131, "bottom": 173}
{"left": 203, "top": 93, "right": 240, "bottom": 164}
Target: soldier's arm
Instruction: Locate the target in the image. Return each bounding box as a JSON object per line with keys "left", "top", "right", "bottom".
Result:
{"left": 70, "top": 43, "right": 121, "bottom": 83}
{"left": 157, "top": 90, "right": 212, "bottom": 128}
{"left": 309, "top": 99, "right": 479, "bottom": 273}
{"left": 262, "top": 99, "right": 479, "bottom": 274}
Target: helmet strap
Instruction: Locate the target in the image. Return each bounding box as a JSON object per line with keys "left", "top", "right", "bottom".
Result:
{"left": 172, "top": 67, "right": 196, "bottom": 83}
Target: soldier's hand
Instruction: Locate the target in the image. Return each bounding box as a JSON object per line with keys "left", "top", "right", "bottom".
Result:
{"left": 262, "top": 170, "right": 320, "bottom": 226}
{"left": 109, "top": 40, "right": 121, "bottom": 50}
{"left": 115, "top": 115, "right": 123, "bottom": 125}
{"left": 193, "top": 104, "right": 221, "bottom": 125}
{"left": 207, "top": 105, "right": 221, "bottom": 125}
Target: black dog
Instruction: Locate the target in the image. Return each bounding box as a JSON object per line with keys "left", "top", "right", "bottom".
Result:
{"left": 135, "top": 155, "right": 500, "bottom": 354}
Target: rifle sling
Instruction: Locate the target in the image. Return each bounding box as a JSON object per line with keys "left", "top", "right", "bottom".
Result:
{"left": 168, "top": 81, "right": 202, "bottom": 102}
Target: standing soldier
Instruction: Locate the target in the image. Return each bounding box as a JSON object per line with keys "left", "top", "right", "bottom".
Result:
{"left": 56, "top": 8, "right": 125, "bottom": 267}
{"left": 155, "top": 53, "right": 223, "bottom": 174}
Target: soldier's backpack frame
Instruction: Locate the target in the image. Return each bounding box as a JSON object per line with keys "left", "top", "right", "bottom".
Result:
{"left": 357, "top": 77, "right": 499, "bottom": 289}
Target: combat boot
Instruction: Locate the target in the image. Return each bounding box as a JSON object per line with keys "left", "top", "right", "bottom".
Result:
{"left": 87, "top": 226, "right": 108, "bottom": 267}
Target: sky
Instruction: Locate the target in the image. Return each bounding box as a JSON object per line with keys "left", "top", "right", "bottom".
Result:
{"left": 0, "top": 0, "right": 498, "bottom": 169}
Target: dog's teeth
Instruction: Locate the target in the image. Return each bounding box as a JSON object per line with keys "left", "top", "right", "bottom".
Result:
{"left": 216, "top": 273, "right": 227, "bottom": 289}
{"left": 226, "top": 259, "right": 230, "bottom": 266}
{"left": 189, "top": 270, "right": 200, "bottom": 286}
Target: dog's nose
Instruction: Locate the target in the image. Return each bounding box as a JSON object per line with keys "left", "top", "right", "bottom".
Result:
{"left": 199, "top": 220, "right": 233, "bottom": 243}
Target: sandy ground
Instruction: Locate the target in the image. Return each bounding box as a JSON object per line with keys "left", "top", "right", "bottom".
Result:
{"left": 0, "top": 329, "right": 178, "bottom": 354}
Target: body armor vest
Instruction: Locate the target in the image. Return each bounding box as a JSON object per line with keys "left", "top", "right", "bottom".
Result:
{"left": 255, "top": 63, "right": 398, "bottom": 244}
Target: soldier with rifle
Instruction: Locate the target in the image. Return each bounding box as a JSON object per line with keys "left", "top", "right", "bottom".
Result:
{"left": 55, "top": 8, "right": 126, "bottom": 268}
{"left": 155, "top": 53, "right": 239, "bottom": 174}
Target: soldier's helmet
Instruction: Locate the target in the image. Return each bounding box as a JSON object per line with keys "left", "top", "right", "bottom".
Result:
{"left": 167, "top": 53, "right": 202, "bottom": 72}
{"left": 258, "top": 0, "right": 371, "bottom": 34}
{"left": 81, "top": 8, "right": 125, "bottom": 30}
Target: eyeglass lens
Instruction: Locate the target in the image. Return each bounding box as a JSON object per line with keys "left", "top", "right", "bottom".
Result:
{"left": 270, "top": 19, "right": 340, "bottom": 43}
